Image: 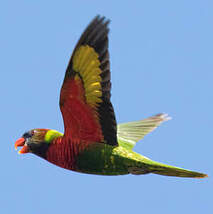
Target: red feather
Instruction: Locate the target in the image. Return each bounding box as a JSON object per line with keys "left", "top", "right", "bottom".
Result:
{"left": 60, "top": 78, "right": 104, "bottom": 142}
{"left": 46, "top": 136, "right": 92, "bottom": 170}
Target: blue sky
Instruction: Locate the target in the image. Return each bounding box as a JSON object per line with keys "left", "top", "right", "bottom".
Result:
{"left": 1, "top": 0, "right": 212, "bottom": 213}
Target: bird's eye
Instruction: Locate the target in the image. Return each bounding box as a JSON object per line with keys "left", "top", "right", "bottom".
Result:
{"left": 23, "top": 131, "right": 33, "bottom": 139}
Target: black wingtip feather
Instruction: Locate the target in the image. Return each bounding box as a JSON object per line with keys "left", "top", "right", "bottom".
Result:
{"left": 74, "top": 15, "right": 110, "bottom": 54}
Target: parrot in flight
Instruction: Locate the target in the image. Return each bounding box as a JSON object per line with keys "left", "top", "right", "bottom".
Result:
{"left": 15, "top": 15, "right": 207, "bottom": 178}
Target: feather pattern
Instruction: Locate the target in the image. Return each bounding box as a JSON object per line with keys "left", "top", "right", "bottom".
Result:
{"left": 117, "top": 114, "right": 171, "bottom": 149}
{"left": 60, "top": 16, "right": 117, "bottom": 146}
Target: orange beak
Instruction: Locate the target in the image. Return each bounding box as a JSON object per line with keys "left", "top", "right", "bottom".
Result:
{"left": 14, "top": 138, "right": 29, "bottom": 154}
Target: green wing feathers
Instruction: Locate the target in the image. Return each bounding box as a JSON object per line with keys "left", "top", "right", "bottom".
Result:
{"left": 117, "top": 113, "right": 171, "bottom": 150}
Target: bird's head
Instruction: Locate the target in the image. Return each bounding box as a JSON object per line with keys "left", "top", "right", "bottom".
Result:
{"left": 14, "top": 129, "right": 62, "bottom": 158}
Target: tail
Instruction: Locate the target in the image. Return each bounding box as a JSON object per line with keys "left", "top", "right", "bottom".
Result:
{"left": 118, "top": 114, "right": 207, "bottom": 178}
{"left": 128, "top": 158, "right": 208, "bottom": 178}
{"left": 117, "top": 113, "right": 171, "bottom": 150}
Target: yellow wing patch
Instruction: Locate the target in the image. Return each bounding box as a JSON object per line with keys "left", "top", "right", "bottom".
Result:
{"left": 72, "top": 45, "right": 103, "bottom": 108}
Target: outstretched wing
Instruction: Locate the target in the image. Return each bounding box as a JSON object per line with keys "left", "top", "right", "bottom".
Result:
{"left": 60, "top": 16, "right": 118, "bottom": 146}
{"left": 117, "top": 114, "right": 171, "bottom": 150}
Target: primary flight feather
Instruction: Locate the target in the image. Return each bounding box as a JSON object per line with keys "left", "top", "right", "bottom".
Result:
{"left": 15, "top": 16, "right": 207, "bottom": 178}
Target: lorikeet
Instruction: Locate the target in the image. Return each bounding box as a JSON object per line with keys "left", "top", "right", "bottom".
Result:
{"left": 15, "top": 15, "right": 207, "bottom": 178}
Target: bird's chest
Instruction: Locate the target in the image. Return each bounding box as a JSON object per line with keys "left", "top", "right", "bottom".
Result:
{"left": 46, "top": 140, "right": 83, "bottom": 171}
{"left": 46, "top": 141, "right": 131, "bottom": 175}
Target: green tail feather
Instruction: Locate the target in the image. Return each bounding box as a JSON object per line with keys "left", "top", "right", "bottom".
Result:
{"left": 130, "top": 158, "right": 208, "bottom": 178}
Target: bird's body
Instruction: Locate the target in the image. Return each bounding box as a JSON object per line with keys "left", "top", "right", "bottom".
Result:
{"left": 15, "top": 16, "right": 207, "bottom": 178}
{"left": 16, "top": 124, "right": 207, "bottom": 178}
{"left": 43, "top": 129, "right": 162, "bottom": 175}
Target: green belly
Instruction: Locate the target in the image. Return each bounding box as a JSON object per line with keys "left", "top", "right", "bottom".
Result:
{"left": 75, "top": 143, "right": 144, "bottom": 175}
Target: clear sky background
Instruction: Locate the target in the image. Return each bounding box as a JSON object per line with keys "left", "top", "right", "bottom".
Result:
{"left": 1, "top": 1, "right": 212, "bottom": 213}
